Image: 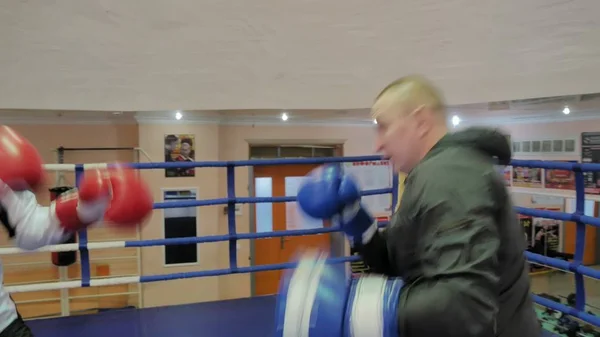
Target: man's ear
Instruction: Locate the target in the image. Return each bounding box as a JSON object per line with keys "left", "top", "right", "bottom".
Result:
{"left": 412, "top": 106, "right": 432, "bottom": 138}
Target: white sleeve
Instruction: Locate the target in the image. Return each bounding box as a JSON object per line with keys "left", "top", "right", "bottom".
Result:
{"left": 0, "top": 188, "right": 70, "bottom": 250}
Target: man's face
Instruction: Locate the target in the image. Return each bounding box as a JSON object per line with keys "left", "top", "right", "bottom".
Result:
{"left": 181, "top": 143, "right": 191, "bottom": 156}
{"left": 373, "top": 107, "right": 422, "bottom": 174}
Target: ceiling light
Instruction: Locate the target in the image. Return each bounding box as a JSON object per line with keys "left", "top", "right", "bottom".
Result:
{"left": 563, "top": 107, "right": 570, "bottom": 115}
{"left": 281, "top": 112, "right": 289, "bottom": 121}
{"left": 175, "top": 111, "right": 182, "bottom": 120}
{"left": 451, "top": 115, "right": 460, "bottom": 127}
{"left": 373, "top": 119, "right": 377, "bottom": 124}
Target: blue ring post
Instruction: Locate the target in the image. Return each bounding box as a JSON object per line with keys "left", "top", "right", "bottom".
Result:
{"left": 75, "top": 165, "right": 91, "bottom": 287}
{"left": 227, "top": 164, "right": 238, "bottom": 271}
{"left": 573, "top": 164, "right": 586, "bottom": 311}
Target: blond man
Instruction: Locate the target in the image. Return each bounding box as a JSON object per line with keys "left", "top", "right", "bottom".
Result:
{"left": 278, "top": 75, "right": 541, "bottom": 337}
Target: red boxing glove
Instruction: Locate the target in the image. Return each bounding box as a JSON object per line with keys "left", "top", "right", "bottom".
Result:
{"left": 100, "top": 165, "right": 154, "bottom": 227}
{"left": 53, "top": 165, "right": 153, "bottom": 232}
{"left": 0, "top": 126, "right": 45, "bottom": 190}
{"left": 53, "top": 174, "right": 111, "bottom": 232}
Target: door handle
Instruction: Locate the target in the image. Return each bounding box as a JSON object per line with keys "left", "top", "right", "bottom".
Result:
{"left": 280, "top": 237, "right": 289, "bottom": 249}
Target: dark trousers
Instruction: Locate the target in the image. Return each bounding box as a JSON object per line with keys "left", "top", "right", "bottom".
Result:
{"left": 0, "top": 317, "right": 33, "bottom": 337}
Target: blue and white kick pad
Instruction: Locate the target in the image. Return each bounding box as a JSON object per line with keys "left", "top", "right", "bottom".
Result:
{"left": 275, "top": 252, "right": 404, "bottom": 337}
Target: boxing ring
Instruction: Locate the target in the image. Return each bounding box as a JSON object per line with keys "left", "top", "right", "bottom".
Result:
{"left": 2, "top": 156, "right": 600, "bottom": 336}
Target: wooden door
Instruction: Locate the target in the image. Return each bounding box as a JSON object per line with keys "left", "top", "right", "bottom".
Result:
{"left": 253, "top": 164, "right": 331, "bottom": 296}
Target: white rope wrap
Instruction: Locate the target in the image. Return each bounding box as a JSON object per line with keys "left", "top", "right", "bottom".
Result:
{"left": 5, "top": 276, "right": 141, "bottom": 293}
{"left": 0, "top": 241, "right": 126, "bottom": 255}
{"left": 43, "top": 163, "right": 109, "bottom": 172}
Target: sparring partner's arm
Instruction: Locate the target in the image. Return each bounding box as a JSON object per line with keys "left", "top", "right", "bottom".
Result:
{"left": 0, "top": 185, "right": 107, "bottom": 251}
{"left": 399, "top": 170, "right": 500, "bottom": 337}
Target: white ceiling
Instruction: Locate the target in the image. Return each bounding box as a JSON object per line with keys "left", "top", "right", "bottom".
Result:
{"left": 1, "top": 93, "right": 599, "bottom": 126}
{"left": 0, "top": 1, "right": 599, "bottom": 111}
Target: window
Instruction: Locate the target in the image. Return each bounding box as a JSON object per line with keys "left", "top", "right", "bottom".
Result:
{"left": 249, "top": 145, "right": 337, "bottom": 158}
{"left": 163, "top": 189, "right": 198, "bottom": 265}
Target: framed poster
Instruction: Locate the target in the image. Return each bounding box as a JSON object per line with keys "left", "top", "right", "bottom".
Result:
{"left": 544, "top": 161, "right": 576, "bottom": 190}
{"left": 582, "top": 132, "right": 600, "bottom": 194}
{"left": 512, "top": 166, "right": 543, "bottom": 188}
{"left": 164, "top": 134, "right": 196, "bottom": 177}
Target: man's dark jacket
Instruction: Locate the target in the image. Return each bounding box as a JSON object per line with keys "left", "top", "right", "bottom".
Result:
{"left": 357, "top": 127, "right": 541, "bottom": 337}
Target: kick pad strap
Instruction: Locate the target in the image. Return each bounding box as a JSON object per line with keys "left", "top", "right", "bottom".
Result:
{"left": 345, "top": 275, "right": 404, "bottom": 337}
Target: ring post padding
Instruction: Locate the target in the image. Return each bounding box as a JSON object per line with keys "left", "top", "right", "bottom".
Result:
{"left": 75, "top": 165, "right": 91, "bottom": 287}
{"left": 227, "top": 164, "right": 238, "bottom": 270}
{"left": 573, "top": 164, "right": 586, "bottom": 311}
{"left": 391, "top": 173, "right": 399, "bottom": 213}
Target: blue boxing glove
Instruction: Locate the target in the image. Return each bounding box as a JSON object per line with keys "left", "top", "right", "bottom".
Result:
{"left": 297, "top": 164, "right": 378, "bottom": 245}
{"left": 275, "top": 252, "right": 404, "bottom": 337}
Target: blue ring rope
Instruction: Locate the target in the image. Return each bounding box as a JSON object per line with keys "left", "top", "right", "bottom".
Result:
{"left": 71, "top": 155, "right": 600, "bottom": 327}
{"left": 75, "top": 165, "right": 91, "bottom": 288}
{"left": 100, "top": 158, "right": 600, "bottom": 172}
{"left": 151, "top": 188, "right": 393, "bottom": 209}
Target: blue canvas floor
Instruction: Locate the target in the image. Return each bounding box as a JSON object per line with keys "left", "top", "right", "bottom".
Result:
{"left": 28, "top": 295, "right": 559, "bottom": 337}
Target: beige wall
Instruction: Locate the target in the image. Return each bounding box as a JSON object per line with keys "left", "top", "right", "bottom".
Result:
{"left": 3, "top": 118, "right": 597, "bottom": 313}
{"left": 137, "top": 123, "right": 222, "bottom": 307}
{"left": 500, "top": 119, "right": 600, "bottom": 161}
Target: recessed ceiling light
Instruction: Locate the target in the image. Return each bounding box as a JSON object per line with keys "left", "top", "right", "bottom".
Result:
{"left": 451, "top": 115, "right": 460, "bottom": 127}
{"left": 281, "top": 112, "right": 289, "bottom": 121}
{"left": 563, "top": 107, "right": 570, "bottom": 115}
{"left": 175, "top": 111, "right": 183, "bottom": 120}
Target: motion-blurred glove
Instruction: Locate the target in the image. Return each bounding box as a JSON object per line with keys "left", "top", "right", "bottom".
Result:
{"left": 296, "top": 164, "right": 377, "bottom": 245}
{"left": 55, "top": 165, "right": 153, "bottom": 231}
{"left": 0, "top": 125, "right": 45, "bottom": 190}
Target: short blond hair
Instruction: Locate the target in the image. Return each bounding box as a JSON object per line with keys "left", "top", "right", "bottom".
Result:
{"left": 373, "top": 75, "right": 446, "bottom": 118}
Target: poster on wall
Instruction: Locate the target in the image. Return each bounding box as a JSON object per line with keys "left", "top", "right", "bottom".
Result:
{"left": 582, "top": 132, "right": 600, "bottom": 194}
{"left": 343, "top": 160, "right": 393, "bottom": 216}
{"left": 544, "top": 161, "right": 576, "bottom": 190}
{"left": 520, "top": 214, "right": 533, "bottom": 251}
{"left": 530, "top": 207, "right": 563, "bottom": 273}
{"left": 164, "top": 134, "right": 196, "bottom": 177}
{"left": 512, "top": 166, "right": 543, "bottom": 188}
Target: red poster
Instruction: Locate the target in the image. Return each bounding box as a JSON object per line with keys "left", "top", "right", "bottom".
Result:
{"left": 544, "top": 161, "right": 576, "bottom": 190}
